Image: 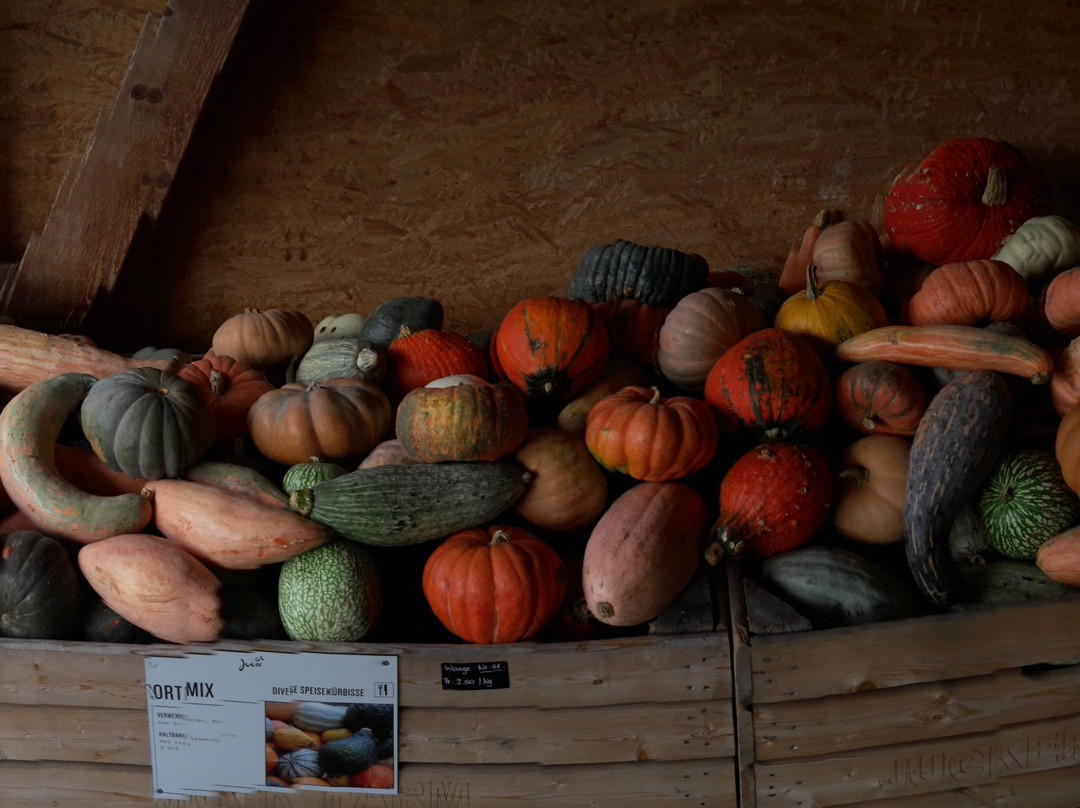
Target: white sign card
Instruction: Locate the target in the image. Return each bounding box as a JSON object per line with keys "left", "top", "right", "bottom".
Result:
{"left": 144, "top": 650, "right": 398, "bottom": 800}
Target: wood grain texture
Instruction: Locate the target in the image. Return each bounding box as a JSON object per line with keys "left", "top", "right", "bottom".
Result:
{"left": 0, "top": 0, "right": 250, "bottom": 333}
{"left": 35, "top": 0, "right": 1073, "bottom": 352}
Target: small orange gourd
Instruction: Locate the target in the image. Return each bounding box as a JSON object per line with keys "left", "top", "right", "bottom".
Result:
{"left": 906, "top": 259, "right": 1030, "bottom": 327}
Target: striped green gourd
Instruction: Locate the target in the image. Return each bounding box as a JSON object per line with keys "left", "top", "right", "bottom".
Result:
{"left": 289, "top": 462, "right": 529, "bottom": 546}
{"left": 278, "top": 540, "right": 382, "bottom": 642}
{"left": 282, "top": 457, "right": 348, "bottom": 495}
{"left": 978, "top": 449, "right": 1080, "bottom": 560}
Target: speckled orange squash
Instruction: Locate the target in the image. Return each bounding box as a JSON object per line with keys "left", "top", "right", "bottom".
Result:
{"left": 833, "top": 360, "right": 928, "bottom": 437}
{"left": 906, "top": 259, "right": 1030, "bottom": 326}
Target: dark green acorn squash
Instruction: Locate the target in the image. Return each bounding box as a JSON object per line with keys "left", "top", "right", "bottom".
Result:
{"left": 0, "top": 530, "right": 82, "bottom": 639}
{"left": 567, "top": 239, "right": 709, "bottom": 308}
{"left": 358, "top": 297, "right": 444, "bottom": 349}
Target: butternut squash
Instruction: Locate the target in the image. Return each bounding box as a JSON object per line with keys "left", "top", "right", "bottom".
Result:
{"left": 144, "top": 478, "right": 331, "bottom": 569}
{"left": 0, "top": 373, "right": 154, "bottom": 543}
{"left": 835, "top": 324, "right": 1053, "bottom": 384}
{"left": 77, "top": 533, "right": 223, "bottom": 643}
{"left": 0, "top": 324, "right": 174, "bottom": 394}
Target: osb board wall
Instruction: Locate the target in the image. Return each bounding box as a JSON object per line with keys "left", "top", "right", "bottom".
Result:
{"left": 8, "top": 0, "right": 1080, "bottom": 351}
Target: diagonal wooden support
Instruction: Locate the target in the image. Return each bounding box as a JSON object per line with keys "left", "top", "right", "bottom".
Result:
{"left": 0, "top": 0, "right": 251, "bottom": 335}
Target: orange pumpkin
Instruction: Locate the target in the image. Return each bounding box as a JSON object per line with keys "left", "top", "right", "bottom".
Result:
{"left": 511, "top": 427, "right": 609, "bottom": 532}
{"left": 773, "top": 265, "right": 888, "bottom": 351}
{"left": 422, "top": 524, "right": 567, "bottom": 644}
{"left": 656, "top": 286, "right": 765, "bottom": 390}
{"left": 1051, "top": 337, "right": 1080, "bottom": 417}
{"left": 585, "top": 385, "right": 718, "bottom": 481}
{"left": 385, "top": 326, "right": 488, "bottom": 400}
{"left": 395, "top": 378, "right": 528, "bottom": 463}
{"left": 1042, "top": 266, "right": 1080, "bottom": 336}
{"left": 780, "top": 213, "right": 884, "bottom": 294}
{"left": 211, "top": 308, "right": 314, "bottom": 369}
{"left": 1055, "top": 401, "right": 1080, "bottom": 494}
{"left": 906, "top": 259, "right": 1030, "bottom": 326}
{"left": 833, "top": 360, "right": 928, "bottom": 437}
{"left": 830, "top": 434, "right": 911, "bottom": 545}
{"left": 246, "top": 378, "right": 391, "bottom": 465}
{"left": 493, "top": 295, "right": 610, "bottom": 399}
{"left": 591, "top": 299, "right": 670, "bottom": 370}
{"left": 175, "top": 350, "right": 275, "bottom": 444}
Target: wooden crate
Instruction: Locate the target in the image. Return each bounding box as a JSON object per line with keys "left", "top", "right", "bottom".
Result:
{"left": 727, "top": 567, "right": 1080, "bottom": 808}
{"left": 0, "top": 631, "right": 736, "bottom": 807}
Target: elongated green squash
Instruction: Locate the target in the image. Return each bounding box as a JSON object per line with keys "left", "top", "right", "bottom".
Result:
{"left": 905, "top": 371, "right": 1013, "bottom": 608}
{"left": 289, "top": 462, "right": 529, "bottom": 546}
{"left": 0, "top": 373, "right": 153, "bottom": 543}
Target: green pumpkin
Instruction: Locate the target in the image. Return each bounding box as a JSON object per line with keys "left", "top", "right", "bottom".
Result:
{"left": 566, "top": 239, "right": 710, "bottom": 307}
{"left": 978, "top": 449, "right": 1080, "bottom": 560}
{"left": 294, "top": 338, "right": 387, "bottom": 386}
{"left": 0, "top": 531, "right": 82, "bottom": 639}
{"left": 282, "top": 457, "right": 348, "bottom": 495}
{"left": 278, "top": 540, "right": 382, "bottom": 642}
{"left": 79, "top": 367, "right": 216, "bottom": 480}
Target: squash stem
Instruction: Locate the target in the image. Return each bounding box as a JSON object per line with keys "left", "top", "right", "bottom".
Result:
{"left": 838, "top": 467, "right": 870, "bottom": 487}
{"left": 804, "top": 264, "right": 823, "bottom": 301}
{"left": 981, "top": 166, "right": 1009, "bottom": 207}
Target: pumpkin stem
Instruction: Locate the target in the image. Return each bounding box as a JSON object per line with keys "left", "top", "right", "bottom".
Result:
{"left": 648, "top": 386, "right": 662, "bottom": 405}
{"left": 813, "top": 208, "right": 844, "bottom": 229}
{"left": 838, "top": 467, "right": 870, "bottom": 487}
{"left": 981, "top": 166, "right": 1009, "bottom": 207}
{"left": 704, "top": 521, "right": 744, "bottom": 566}
{"left": 397, "top": 324, "right": 413, "bottom": 340}
{"left": 209, "top": 368, "right": 227, "bottom": 397}
{"left": 490, "top": 528, "right": 511, "bottom": 546}
{"left": 804, "top": 264, "right": 823, "bottom": 301}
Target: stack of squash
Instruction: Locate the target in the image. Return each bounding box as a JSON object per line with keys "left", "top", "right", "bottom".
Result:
{"left": 4, "top": 136, "right": 1080, "bottom": 646}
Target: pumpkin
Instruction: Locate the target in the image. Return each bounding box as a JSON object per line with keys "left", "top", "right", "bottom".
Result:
{"left": 772, "top": 265, "right": 888, "bottom": 351}
{"left": 831, "top": 435, "right": 911, "bottom": 545}
{"left": 276, "top": 747, "right": 323, "bottom": 782}
{"left": 555, "top": 358, "right": 655, "bottom": 436}
{"left": 294, "top": 338, "right": 387, "bottom": 387}
{"left": 511, "top": 428, "right": 609, "bottom": 532}
{"left": 175, "top": 350, "right": 275, "bottom": 445}
{"left": 211, "top": 308, "right": 315, "bottom": 369}
{"left": 703, "top": 328, "right": 832, "bottom": 440}
{"left": 905, "top": 259, "right": 1029, "bottom": 326}
{"left": 493, "top": 295, "right": 610, "bottom": 399}
{"left": 421, "top": 524, "right": 567, "bottom": 644}
{"left": 780, "top": 214, "right": 884, "bottom": 295}
{"left": 566, "top": 239, "right": 710, "bottom": 307}
{"left": 993, "top": 214, "right": 1080, "bottom": 287}
{"left": 705, "top": 441, "right": 833, "bottom": 562}
{"left": 884, "top": 137, "right": 1053, "bottom": 266}
{"left": 0, "top": 530, "right": 82, "bottom": 639}
{"left": 80, "top": 367, "right": 216, "bottom": 480}
{"left": 591, "top": 299, "right": 670, "bottom": 369}
{"left": 833, "top": 360, "right": 928, "bottom": 437}
{"left": 1042, "top": 266, "right": 1080, "bottom": 336}
{"left": 246, "top": 378, "right": 391, "bottom": 466}
{"left": 779, "top": 208, "right": 843, "bottom": 292}
{"left": 657, "top": 287, "right": 765, "bottom": 390}
{"left": 584, "top": 385, "right": 718, "bottom": 481}
{"left": 395, "top": 377, "right": 529, "bottom": 463}
{"left": 358, "top": 296, "right": 444, "bottom": 349}
{"left": 385, "top": 326, "right": 488, "bottom": 400}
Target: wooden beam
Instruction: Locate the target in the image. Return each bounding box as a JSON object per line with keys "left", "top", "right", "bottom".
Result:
{"left": 0, "top": 0, "right": 251, "bottom": 334}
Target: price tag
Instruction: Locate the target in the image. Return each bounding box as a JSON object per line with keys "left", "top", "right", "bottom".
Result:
{"left": 440, "top": 660, "right": 510, "bottom": 690}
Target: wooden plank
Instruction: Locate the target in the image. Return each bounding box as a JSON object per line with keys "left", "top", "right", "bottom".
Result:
{"left": 0, "top": 0, "right": 251, "bottom": 334}
{"left": 831, "top": 765, "right": 1080, "bottom": 808}
{"left": 0, "top": 757, "right": 738, "bottom": 808}
{"left": 753, "top": 713, "right": 1080, "bottom": 807}
{"left": 749, "top": 596, "right": 1080, "bottom": 704}
{"left": 726, "top": 560, "right": 757, "bottom": 808}
{"left": 1, "top": 698, "right": 733, "bottom": 767}
{"left": 754, "top": 665, "right": 1080, "bottom": 762}
{"left": 0, "top": 634, "right": 731, "bottom": 711}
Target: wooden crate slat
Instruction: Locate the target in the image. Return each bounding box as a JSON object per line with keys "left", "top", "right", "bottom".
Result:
{"left": 0, "top": 757, "right": 738, "bottom": 808}
{"left": 0, "top": 0, "right": 251, "bottom": 334}
{"left": 0, "top": 633, "right": 730, "bottom": 710}
{"left": 3, "top": 697, "right": 733, "bottom": 767}
{"left": 753, "top": 712, "right": 1080, "bottom": 807}
{"left": 754, "top": 664, "right": 1080, "bottom": 762}
{"left": 749, "top": 597, "right": 1080, "bottom": 704}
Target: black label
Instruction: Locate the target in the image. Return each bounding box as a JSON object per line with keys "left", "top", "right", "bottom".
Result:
{"left": 441, "top": 660, "right": 510, "bottom": 690}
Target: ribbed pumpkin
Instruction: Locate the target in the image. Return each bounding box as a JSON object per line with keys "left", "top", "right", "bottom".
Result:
{"left": 175, "top": 350, "right": 275, "bottom": 444}
{"left": 211, "top": 308, "right": 315, "bottom": 369}
{"left": 584, "top": 385, "right": 718, "bottom": 481}
{"left": 422, "top": 524, "right": 567, "bottom": 644}
{"left": 706, "top": 441, "right": 833, "bottom": 562}
{"left": 395, "top": 377, "right": 528, "bottom": 463}
{"left": 1042, "top": 266, "right": 1080, "bottom": 336}
{"left": 884, "top": 138, "right": 1053, "bottom": 266}
{"left": 773, "top": 265, "right": 888, "bottom": 351}
{"left": 831, "top": 434, "right": 911, "bottom": 545}
{"left": 385, "top": 326, "right": 488, "bottom": 401}
{"left": 657, "top": 287, "right": 765, "bottom": 391}
{"left": 494, "top": 295, "right": 610, "bottom": 399}
{"left": 566, "top": 239, "right": 710, "bottom": 307}
{"left": 703, "top": 328, "right": 831, "bottom": 440}
{"left": 510, "top": 428, "right": 609, "bottom": 532}
{"left": 80, "top": 367, "right": 216, "bottom": 480}
{"left": 906, "top": 259, "right": 1030, "bottom": 326}
{"left": 0, "top": 530, "right": 82, "bottom": 639}
{"left": 833, "top": 360, "right": 928, "bottom": 437}
{"left": 246, "top": 378, "right": 391, "bottom": 465}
